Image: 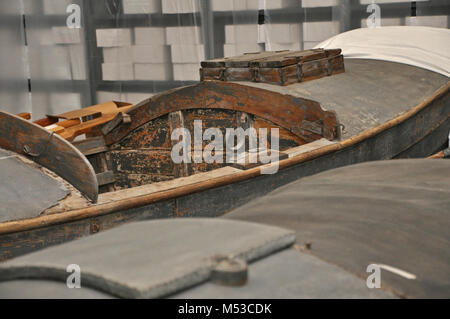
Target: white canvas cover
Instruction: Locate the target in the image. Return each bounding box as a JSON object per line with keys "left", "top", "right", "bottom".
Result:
{"left": 316, "top": 26, "right": 450, "bottom": 77}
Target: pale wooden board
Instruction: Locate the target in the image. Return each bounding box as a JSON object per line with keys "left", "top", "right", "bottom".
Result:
{"left": 284, "top": 138, "right": 336, "bottom": 158}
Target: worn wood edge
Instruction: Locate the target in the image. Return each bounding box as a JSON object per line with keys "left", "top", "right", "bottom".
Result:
{"left": 0, "top": 81, "right": 448, "bottom": 236}
{"left": 0, "top": 111, "right": 99, "bottom": 203}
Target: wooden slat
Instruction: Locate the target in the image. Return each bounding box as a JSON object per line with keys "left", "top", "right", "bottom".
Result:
{"left": 326, "top": 48, "right": 342, "bottom": 57}
{"left": 224, "top": 51, "right": 284, "bottom": 68}
{"left": 16, "top": 112, "right": 31, "bottom": 120}
{"left": 300, "top": 54, "right": 345, "bottom": 82}
{"left": 98, "top": 152, "right": 115, "bottom": 192}
{"left": 250, "top": 49, "right": 326, "bottom": 68}
{"left": 224, "top": 67, "right": 254, "bottom": 82}
{"left": 232, "top": 149, "right": 289, "bottom": 170}
{"left": 47, "top": 101, "right": 132, "bottom": 120}
{"left": 96, "top": 171, "right": 116, "bottom": 187}
{"left": 33, "top": 117, "right": 58, "bottom": 127}
{"left": 169, "top": 111, "right": 192, "bottom": 178}
{"left": 284, "top": 138, "right": 336, "bottom": 158}
{"left": 200, "top": 67, "right": 225, "bottom": 81}
{"left": 101, "top": 112, "right": 132, "bottom": 136}
{"left": 73, "top": 136, "right": 108, "bottom": 156}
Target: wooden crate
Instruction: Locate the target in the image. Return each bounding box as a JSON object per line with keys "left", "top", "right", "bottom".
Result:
{"left": 200, "top": 49, "right": 344, "bottom": 86}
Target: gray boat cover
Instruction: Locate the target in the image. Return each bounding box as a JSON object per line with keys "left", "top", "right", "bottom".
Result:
{"left": 0, "top": 160, "right": 448, "bottom": 298}
{"left": 0, "top": 219, "right": 296, "bottom": 298}
{"left": 0, "top": 148, "right": 69, "bottom": 223}
{"left": 225, "top": 159, "right": 450, "bottom": 298}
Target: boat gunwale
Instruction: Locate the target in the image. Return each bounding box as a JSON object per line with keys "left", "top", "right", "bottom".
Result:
{"left": 0, "top": 80, "right": 448, "bottom": 236}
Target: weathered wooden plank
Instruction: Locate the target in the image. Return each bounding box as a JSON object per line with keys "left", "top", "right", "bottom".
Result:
{"left": 251, "top": 49, "right": 326, "bottom": 68}
{"left": 33, "top": 117, "right": 57, "bottom": 127}
{"left": 101, "top": 112, "right": 132, "bottom": 136}
{"left": 301, "top": 54, "right": 345, "bottom": 82}
{"left": 0, "top": 111, "right": 98, "bottom": 202}
{"left": 224, "top": 67, "right": 255, "bottom": 82}
{"left": 253, "top": 117, "right": 307, "bottom": 149}
{"left": 258, "top": 64, "right": 298, "bottom": 86}
{"left": 73, "top": 136, "right": 108, "bottom": 156}
{"left": 231, "top": 149, "right": 289, "bottom": 170}
{"left": 47, "top": 101, "right": 132, "bottom": 121}
{"left": 110, "top": 115, "right": 171, "bottom": 150}
{"left": 201, "top": 57, "right": 229, "bottom": 68}
{"left": 200, "top": 67, "right": 225, "bottom": 81}
{"left": 224, "top": 51, "right": 278, "bottom": 68}
{"left": 300, "top": 58, "right": 329, "bottom": 82}
{"left": 284, "top": 138, "right": 336, "bottom": 158}
{"left": 328, "top": 54, "right": 345, "bottom": 76}
{"left": 325, "top": 48, "right": 342, "bottom": 57}
{"left": 113, "top": 173, "right": 174, "bottom": 190}
{"left": 169, "top": 111, "right": 192, "bottom": 178}
{"left": 97, "top": 166, "right": 243, "bottom": 204}
{"left": 80, "top": 145, "right": 109, "bottom": 157}
{"left": 96, "top": 171, "right": 116, "bottom": 186}
{"left": 109, "top": 150, "right": 174, "bottom": 176}
{"left": 98, "top": 152, "right": 115, "bottom": 192}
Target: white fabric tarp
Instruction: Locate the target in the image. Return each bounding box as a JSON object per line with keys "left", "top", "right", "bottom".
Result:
{"left": 316, "top": 26, "right": 450, "bottom": 77}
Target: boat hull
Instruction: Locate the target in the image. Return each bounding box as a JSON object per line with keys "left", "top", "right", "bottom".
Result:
{"left": 1, "top": 81, "right": 448, "bottom": 261}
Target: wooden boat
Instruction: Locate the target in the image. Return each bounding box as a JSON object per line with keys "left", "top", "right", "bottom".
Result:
{"left": 0, "top": 158, "right": 448, "bottom": 298}
{"left": 0, "top": 50, "right": 449, "bottom": 261}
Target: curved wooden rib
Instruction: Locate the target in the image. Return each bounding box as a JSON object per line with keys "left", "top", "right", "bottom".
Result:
{"left": 105, "top": 81, "right": 339, "bottom": 145}
{"left": 0, "top": 111, "right": 98, "bottom": 203}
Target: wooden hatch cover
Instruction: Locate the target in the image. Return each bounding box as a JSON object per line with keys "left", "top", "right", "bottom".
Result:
{"left": 0, "top": 111, "right": 99, "bottom": 202}
{"left": 200, "top": 49, "right": 345, "bottom": 86}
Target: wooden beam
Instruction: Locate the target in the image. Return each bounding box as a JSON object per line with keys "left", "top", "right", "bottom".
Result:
{"left": 96, "top": 171, "right": 116, "bottom": 187}
{"left": 73, "top": 136, "right": 108, "bottom": 156}
{"left": 101, "top": 112, "right": 132, "bottom": 136}
{"left": 169, "top": 111, "right": 192, "bottom": 178}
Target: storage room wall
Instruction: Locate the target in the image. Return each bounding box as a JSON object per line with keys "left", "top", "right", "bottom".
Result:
{"left": 0, "top": 1, "right": 31, "bottom": 116}
{"left": 0, "top": 0, "right": 448, "bottom": 120}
